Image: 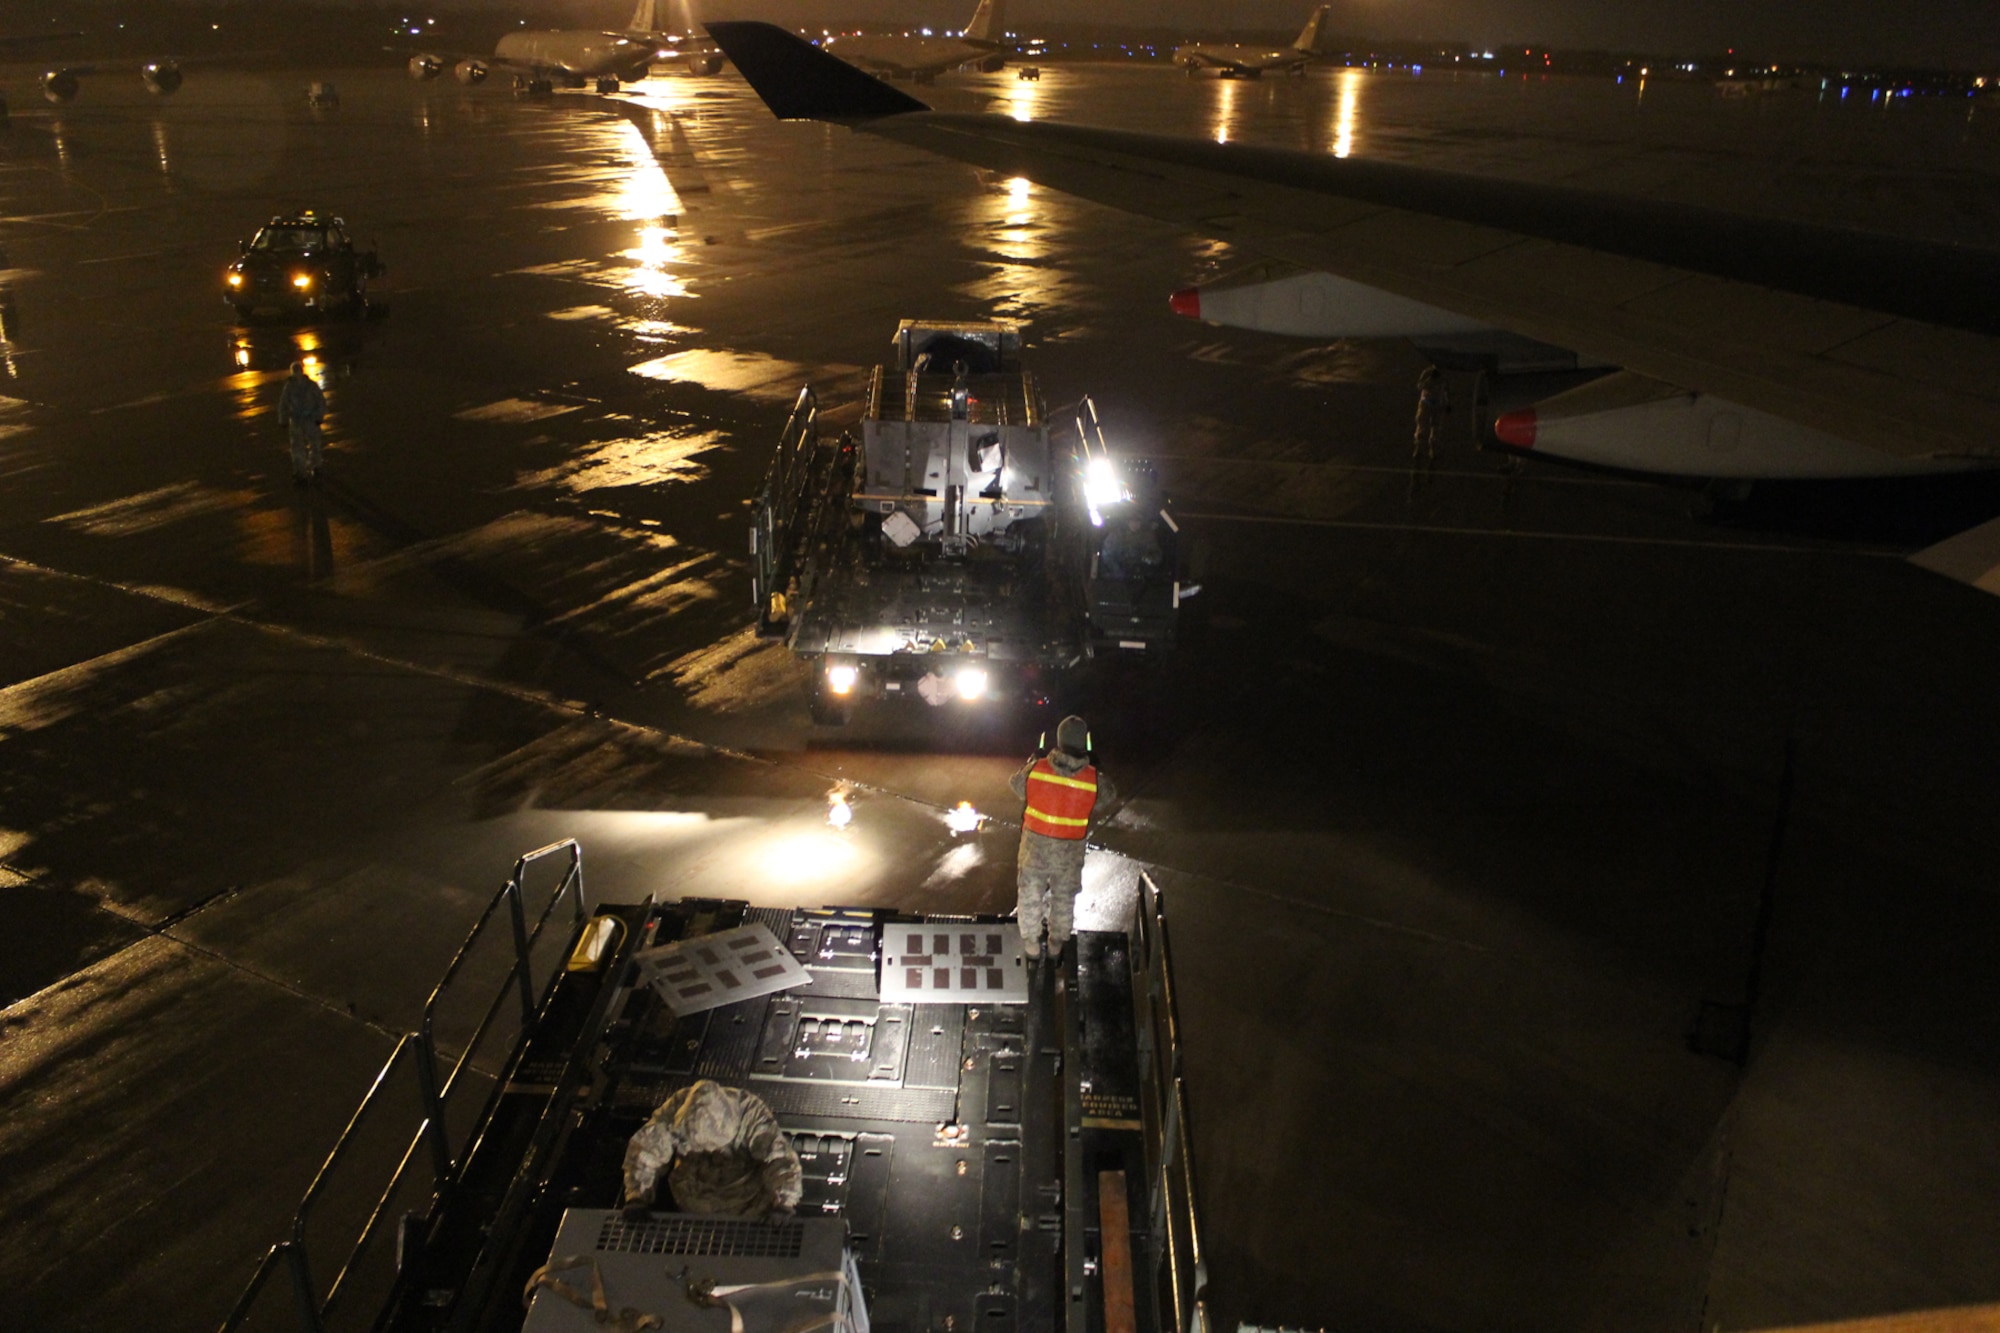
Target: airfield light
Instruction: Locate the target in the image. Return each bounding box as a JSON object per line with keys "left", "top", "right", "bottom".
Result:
{"left": 827, "top": 789, "right": 854, "bottom": 829}
{"left": 954, "top": 666, "right": 988, "bottom": 701}
{"left": 826, "top": 662, "right": 859, "bottom": 695}
{"left": 945, "top": 801, "right": 984, "bottom": 834}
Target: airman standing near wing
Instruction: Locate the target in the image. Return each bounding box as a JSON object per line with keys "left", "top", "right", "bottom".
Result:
{"left": 277, "top": 361, "right": 326, "bottom": 483}
{"left": 1413, "top": 364, "right": 1449, "bottom": 463}
{"left": 1010, "top": 715, "right": 1116, "bottom": 960}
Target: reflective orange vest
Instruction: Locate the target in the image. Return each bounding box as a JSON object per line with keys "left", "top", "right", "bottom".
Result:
{"left": 1023, "top": 757, "right": 1098, "bottom": 839}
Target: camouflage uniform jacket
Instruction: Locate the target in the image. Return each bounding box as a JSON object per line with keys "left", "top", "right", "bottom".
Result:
{"left": 622, "top": 1079, "right": 804, "bottom": 1217}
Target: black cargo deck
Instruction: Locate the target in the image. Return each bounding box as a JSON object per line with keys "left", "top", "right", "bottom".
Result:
{"left": 221, "top": 847, "right": 1204, "bottom": 1333}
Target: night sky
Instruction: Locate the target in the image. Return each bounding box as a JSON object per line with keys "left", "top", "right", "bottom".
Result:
{"left": 747, "top": 0, "right": 2000, "bottom": 66}
{"left": 37, "top": 0, "right": 2000, "bottom": 66}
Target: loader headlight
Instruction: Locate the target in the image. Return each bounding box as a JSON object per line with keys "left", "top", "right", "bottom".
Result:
{"left": 1085, "top": 456, "right": 1128, "bottom": 526}
{"left": 292, "top": 273, "right": 313, "bottom": 290}
{"left": 954, "top": 666, "right": 988, "bottom": 701}
{"left": 826, "top": 663, "right": 859, "bottom": 696}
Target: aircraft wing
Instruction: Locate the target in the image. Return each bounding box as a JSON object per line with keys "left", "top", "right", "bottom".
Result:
{"left": 709, "top": 21, "right": 2000, "bottom": 475}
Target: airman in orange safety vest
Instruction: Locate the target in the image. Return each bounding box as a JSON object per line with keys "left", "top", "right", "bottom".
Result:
{"left": 1009, "top": 714, "right": 1116, "bottom": 958}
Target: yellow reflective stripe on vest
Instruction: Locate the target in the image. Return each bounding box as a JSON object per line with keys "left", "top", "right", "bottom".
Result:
{"left": 1028, "top": 771, "right": 1097, "bottom": 793}
{"left": 1024, "top": 806, "right": 1091, "bottom": 827}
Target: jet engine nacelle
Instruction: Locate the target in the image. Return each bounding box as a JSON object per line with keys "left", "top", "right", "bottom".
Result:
{"left": 977, "top": 55, "right": 1006, "bottom": 72}
{"left": 408, "top": 54, "right": 445, "bottom": 81}
{"left": 40, "top": 70, "right": 81, "bottom": 104}
{"left": 142, "top": 61, "right": 183, "bottom": 95}
{"left": 1170, "top": 266, "right": 1495, "bottom": 340}
{"left": 690, "top": 55, "right": 724, "bottom": 75}
{"left": 455, "top": 60, "right": 489, "bottom": 85}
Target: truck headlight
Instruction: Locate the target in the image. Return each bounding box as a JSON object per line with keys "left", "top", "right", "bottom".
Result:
{"left": 954, "top": 666, "right": 988, "bottom": 701}
{"left": 826, "top": 663, "right": 859, "bottom": 695}
{"left": 292, "top": 273, "right": 313, "bottom": 290}
{"left": 226, "top": 272, "right": 243, "bottom": 288}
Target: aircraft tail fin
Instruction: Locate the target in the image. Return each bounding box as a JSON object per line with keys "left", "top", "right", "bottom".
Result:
{"left": 1292, "top": 4, "right": 1330, "bottom": 52}
{"left": 705, "top": 21, "right": 929, "bottom": 120}
{"left": 628, "top": 0, "right": 660, "bottom": 34}
{"left": 964, "top": 0, "right": 1007, "bottom": 43}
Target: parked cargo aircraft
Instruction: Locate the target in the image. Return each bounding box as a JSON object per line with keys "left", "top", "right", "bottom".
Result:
{"left": 407, "top": 0, "right": 720, "bottom": 96}
{"left": 1173, "top": 6, "right": 1330, "bottom": 78}
{"left": 705, "top": 21, "right": 2000, "bottom": 592}
{"left": 823, "top": 0, "right": 1010, "bottom": 84}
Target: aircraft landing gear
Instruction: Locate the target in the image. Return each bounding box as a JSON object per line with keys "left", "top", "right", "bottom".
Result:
{"left": 595, "top": 75, "right": 620, "bottom": 94}
{"left": 515, "top": 74, "right": 554, "bottom": 97}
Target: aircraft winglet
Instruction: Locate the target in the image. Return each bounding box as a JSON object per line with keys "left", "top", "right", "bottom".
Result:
{"left": 705, "top": 21, "right": 929, "bottom": 121}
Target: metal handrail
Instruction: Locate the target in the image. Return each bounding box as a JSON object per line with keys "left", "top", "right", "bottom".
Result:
{"left": 752, "top": 386, "right": 819, "bottom": 625}
{"left": 218, "top": 841, "right": 588, "bottom": 1333}
{"left": 1132, "top": 872, "right": 1208, "bottom": 1333}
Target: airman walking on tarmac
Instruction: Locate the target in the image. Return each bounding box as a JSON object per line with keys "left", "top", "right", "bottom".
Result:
{"left": 1011, "top": 715, "right": 1116, "bottom": 960}
{"left": 277, "top": 361, "right": 326, "bottom": 483}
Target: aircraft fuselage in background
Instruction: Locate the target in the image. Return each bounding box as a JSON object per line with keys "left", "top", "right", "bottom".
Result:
{"left": 824, "top": 0, "right": 1009, "bottom": 84}
{"left": 493, "top": 30, "right": 656, "bottom": 81}
{"left": 1173, "top": 4, "right": 1329, "bottom": 78}
{"left": 407, "top": 0, "right": 723, "bottom": 91}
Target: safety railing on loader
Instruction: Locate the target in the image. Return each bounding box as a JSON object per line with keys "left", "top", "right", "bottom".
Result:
{"left": 1131, "top": 872, "right": 1211, "bottom": 1333}
{"left": 217, "top": 841, "right": 589, "bottom": 1333}
{"left": 751, "top": 385, "right": 819, "bottom": 639}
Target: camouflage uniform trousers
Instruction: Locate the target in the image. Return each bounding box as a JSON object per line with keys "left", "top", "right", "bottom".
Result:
{"left": 287, "top": 419, "right": 324, "bottom": 477}
{"left": 1016, "top": 830, "right": 1087, "bottom": 957}
{"left": 622, "top": 1079, "right": 803, "bottom": 1217}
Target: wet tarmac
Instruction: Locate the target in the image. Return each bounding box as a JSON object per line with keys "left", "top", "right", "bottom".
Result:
{"left": 2, "top": 61, "right": 2000, "bottom": 1333}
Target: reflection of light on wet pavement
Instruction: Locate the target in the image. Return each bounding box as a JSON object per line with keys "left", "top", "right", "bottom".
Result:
{"left": 920, "top": 840, "right": 985, "bottom": 889}
{"left": 659, "top": 626, "right": 803, "bottom": 706}
{"left": 46, "top": 482, "right": 246, "bottom": 537}
{"left": 759, "top": 828, "right": 863, "bottom": 887}
{"left": 628, "top": 348, "right": 810, "bottom": 400}
{"left": 1332, "top": 67, "right": 1363, "bottom": 157}
{"left": 956, "top": 176, "right": 1071, "bottom": 318}
{"left": 1007, "top": 75, "right": 1041, "bottom": 122}
{"left": 622, "top": 224, "right": 689, "bottom": 298}
{"left": 1213, "top": 75, "right": 1239, "bottom": 143}
{"left": 514, "top": 428, "right": 724, "bottom": 493}
{"left": 944, "top": 801, "right": 985, "bottom": 834}
{"left": 454, "top": 397, "right": 582, "bottom": 423}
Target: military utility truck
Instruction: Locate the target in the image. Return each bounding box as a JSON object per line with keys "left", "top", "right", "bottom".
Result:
{"left": 750, "top": 320, "right": 1184, "bottom": 726}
